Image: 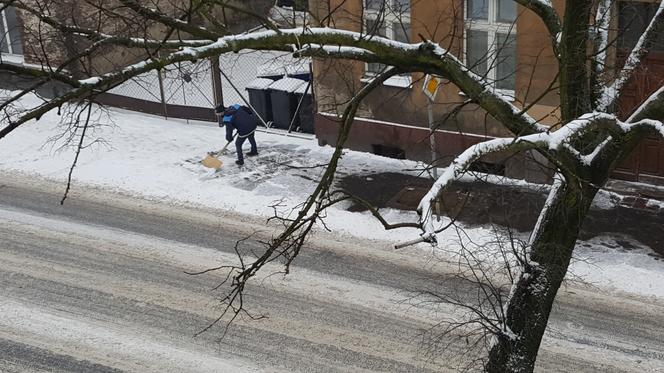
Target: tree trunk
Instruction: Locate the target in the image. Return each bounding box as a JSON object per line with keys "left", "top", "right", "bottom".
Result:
{"left": 559, "top": 1, "right": 594, "bottom": 122}
{"left": 484, "top": 181, "right": 598, "bottom": 372}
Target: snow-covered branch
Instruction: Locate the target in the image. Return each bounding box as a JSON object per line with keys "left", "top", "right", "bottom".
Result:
{"left": 295, "top": 33, "right": 546, "bottom": 136}
{"left": 622, "top": 118, "right": 664, "bottom": 139}
{"left": 5, "top": 0, "right": 547, "bottom": 139}
{"left": 627, "top": 85, "right": 664, "bottom": 123}
{"left": 599, "top": 2, "right": 664, "bottom": 111}
{"left": 593, "top": 0, "right": 612, "bottom": 70}
{"left": 529, "top": 173, "right": 564, "bottom": 245}
{"left": 415, "top": 111, "right": 653, "bottom": 238}
{"left": 418, "top": 41, "right": 546, "bottom": 136}
{"left": 295, "top": 44, "right": 378, "bottom": 61}
{"left": 0, "top": 61, "right": 80, "bottom": 87}
{"left": 417, "top": 136, "right": 546, "bottom": 238}
{"left": 1, "top": 57, "right": 175, "bottom": 139}
{"left": 1, "top": 27, "right": 546, "bottom": 140}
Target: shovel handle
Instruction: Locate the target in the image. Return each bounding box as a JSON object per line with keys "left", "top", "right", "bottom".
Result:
{"left": 218, "top": 133, "right": 238, "bottom": 155}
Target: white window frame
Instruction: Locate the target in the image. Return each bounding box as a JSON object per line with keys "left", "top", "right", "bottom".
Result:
{"left": 363, "top": 0, "right": 412, "bottom": 88}
{"left": 1, "top": 7, "right": 24, "bottom": 64}
{"left": 464, "top": 0, "right": 517, "bottom": 97}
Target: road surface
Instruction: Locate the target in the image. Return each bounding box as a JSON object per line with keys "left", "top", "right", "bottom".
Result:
{"left": 0, "top": 173, "right": 663, "bottom": 372}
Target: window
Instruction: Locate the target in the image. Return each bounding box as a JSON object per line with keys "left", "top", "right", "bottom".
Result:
{"left": 465, "top": 0, "right": 516, "bottom": 92}
{"left": 1, "top": 6, "right": 23, "bottom": 59}
{"left": 364, "top": 0, "right": 411, "bottom": 80}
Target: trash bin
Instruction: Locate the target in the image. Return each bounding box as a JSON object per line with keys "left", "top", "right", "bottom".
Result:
{"left": 293, "top": 81, "right": 314, "bottom": 133}
{"left": 268, "top": 77, "right": 305, "bottom": 130}
{"left": 246, "top": 77, "right": 275, "bottom": 127}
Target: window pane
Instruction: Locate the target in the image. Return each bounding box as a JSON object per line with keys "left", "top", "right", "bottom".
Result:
{"left": 393, "top": 22, "right": 410, "bottom": 43}
{"left": 392, "top": 0, "right": 410, "bottom": 14}
{"left": 366, "top": 0, "right": 385, "bottom": 10}
{"left": 496, "top": 33, "right": 516, "bottom": 90}
{"left": 5, "top": 7, "right": 23, "bottom": 55}
{"left": 467, "top": 30, "right": 488, "bottom": 76}
{"left": 368, "top": 62, "right": 388, "bottom": 74}
{"left": 468, "top": 0, "right": 488, "bottom": 20}
{"left": 366, "top": 18, "right": 387, "bottom": 37}
{"left": 497, "top": 0, "right": 517, "bottom": 22}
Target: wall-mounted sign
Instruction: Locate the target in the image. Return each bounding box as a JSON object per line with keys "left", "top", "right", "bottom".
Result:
{"left": 422, "top": 74, "right": 443, "bottom": 101}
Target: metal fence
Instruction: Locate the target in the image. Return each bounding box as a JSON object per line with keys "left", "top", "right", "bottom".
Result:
{"left": 97, "top": 50, "right": 312, "bottom": 128}
{"left": 98, "top": 59, "right": 216, "bottom": 121}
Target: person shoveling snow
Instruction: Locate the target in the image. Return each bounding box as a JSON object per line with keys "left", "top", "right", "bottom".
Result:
{"left": 215, "top": 104, "right": 259, "bottom": 166}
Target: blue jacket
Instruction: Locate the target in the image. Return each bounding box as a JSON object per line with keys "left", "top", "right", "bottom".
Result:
{"left": 217, "top": 104, "right": 257, "bottom": 141}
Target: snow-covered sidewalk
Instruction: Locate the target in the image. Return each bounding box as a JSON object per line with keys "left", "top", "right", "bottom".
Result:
{"left": 1, "top": 94, "right": 663, "bottom": 300}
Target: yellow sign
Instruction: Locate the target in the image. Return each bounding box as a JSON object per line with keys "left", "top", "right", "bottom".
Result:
{"left": 422, "top": 74, "right": 442, "bottom": 101}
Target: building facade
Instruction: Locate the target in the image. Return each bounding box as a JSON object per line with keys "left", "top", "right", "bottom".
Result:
{"left": 309, "top": 0, "right": 664, "bottom": 184}
{"left": 2, "top": 1, "right": 663, "bottom": 184}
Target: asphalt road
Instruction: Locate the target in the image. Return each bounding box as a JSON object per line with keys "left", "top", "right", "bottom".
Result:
{"left": 0, "top": 173, "right": 663, "bottom": 372}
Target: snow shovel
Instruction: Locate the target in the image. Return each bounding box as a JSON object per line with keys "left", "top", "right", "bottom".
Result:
{"left": 201, "top": 154, "right": 223, "bottom": 170}
{"left": 200, "top": 134, "right": 237, "bottom": 170}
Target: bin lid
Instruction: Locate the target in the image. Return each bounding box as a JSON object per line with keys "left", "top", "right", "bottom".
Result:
{"left": 269, "top": 77, "right": 305, "bottom": 92}
{"left": 246, "top": 77, "right": 275, "bottom": 90}
{"left": 257, "top": 58, "right": 310, "bottom": 78}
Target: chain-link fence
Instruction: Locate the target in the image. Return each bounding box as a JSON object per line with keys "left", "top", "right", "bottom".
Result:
{"left": 98, "top": 49, "right": 314, "bottom": 133}
{"left": 218, "top": 50, "right": 313, "bottom": 132}
{"left": 100, "top": 59, "right": 216, "bottom": 121}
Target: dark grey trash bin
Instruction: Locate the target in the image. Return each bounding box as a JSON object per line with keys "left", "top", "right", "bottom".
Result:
{"left": 246, "top": 78, "right": 275, "bottom": 127}
{"left": 268, "top": 77, "right": 305, "bottom": 130}
{"left": 293, "top": 81, "right": 314, "bottom": 133}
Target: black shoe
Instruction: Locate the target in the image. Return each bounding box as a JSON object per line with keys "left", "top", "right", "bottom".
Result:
{"left": 246, "top": 151, "right": 258, "bottom": 157}
{"left": 235, "top": 159, "right": 244, "bottom": 166}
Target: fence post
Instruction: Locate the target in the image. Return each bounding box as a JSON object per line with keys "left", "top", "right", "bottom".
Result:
{"left": 157, "top": 68, "right": 168, "bottom": 119}
{"left": 211, "top": 56, "right": 223, "bottom": 109}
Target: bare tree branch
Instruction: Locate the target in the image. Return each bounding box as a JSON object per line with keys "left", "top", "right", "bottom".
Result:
{"left": 600, "top": 2, "right": 664, "bottom": 111}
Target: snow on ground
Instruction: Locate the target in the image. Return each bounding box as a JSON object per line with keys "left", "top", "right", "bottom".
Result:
{"left": 1, "top": 91, "right": 663, "bottom": 300}
{"left": 572, "top": 236, "right": 664, "bottom": 299}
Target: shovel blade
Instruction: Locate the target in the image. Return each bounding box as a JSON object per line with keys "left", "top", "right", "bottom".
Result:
{"left": 201, "top": 154, "right": 223, "bottom": 170}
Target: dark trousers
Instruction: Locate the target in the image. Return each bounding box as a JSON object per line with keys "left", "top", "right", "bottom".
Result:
{"left": 235, "top": 133, "right": 257, "bottom": 161}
